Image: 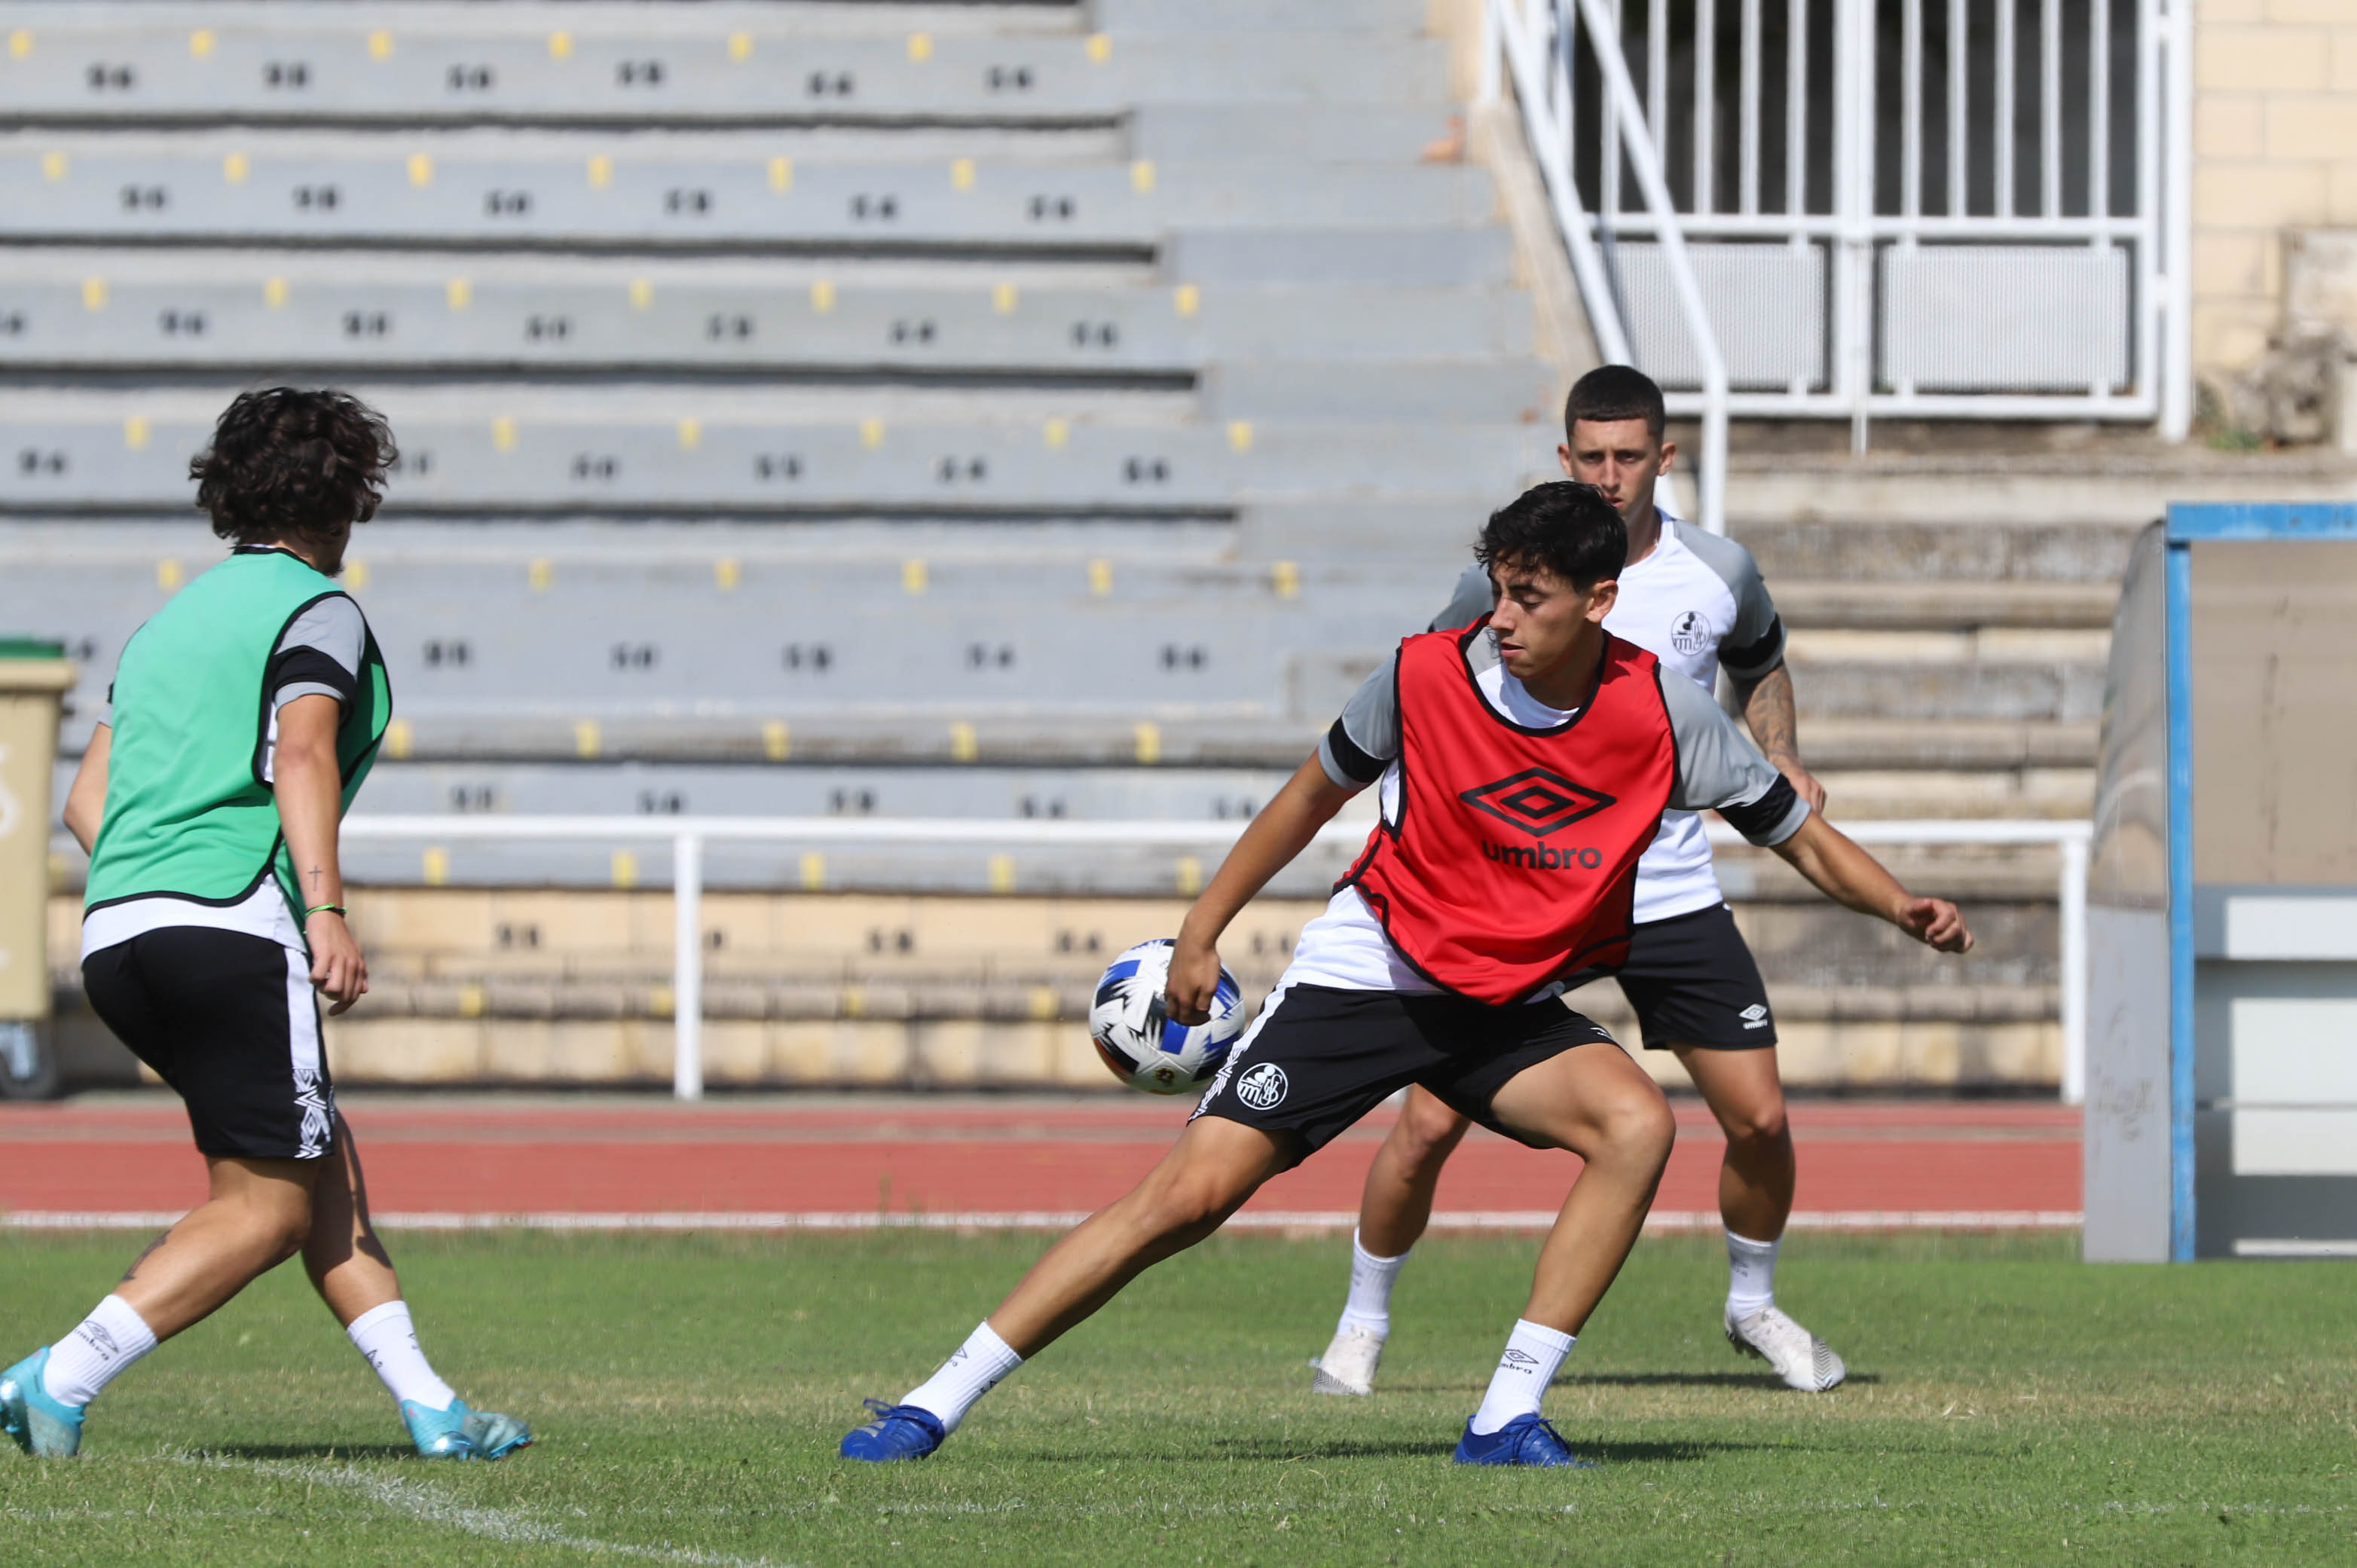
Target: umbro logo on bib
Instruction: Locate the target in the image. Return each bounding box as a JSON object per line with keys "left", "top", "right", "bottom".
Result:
{"left": 1459, "top": 767, "right": 1616, "bottom": 839}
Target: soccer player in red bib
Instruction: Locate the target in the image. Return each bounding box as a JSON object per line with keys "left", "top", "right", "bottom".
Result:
{"left": 840, "top": 481, "right": 1970, "bottom": 1468}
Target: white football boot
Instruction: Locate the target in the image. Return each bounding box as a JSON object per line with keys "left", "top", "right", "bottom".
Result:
{"left": 1725, "top": 1304, "right": 1847, "bottom": 1391}
{"left": 1309, "top": 1325, "right": 1386, "bottom": 1396}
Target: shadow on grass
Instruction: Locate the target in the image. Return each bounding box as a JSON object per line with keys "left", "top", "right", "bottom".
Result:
{"left": 1575, "top": 1370, "right": 1885, "bottom": 1389}
{"left": 189, "top": 1444, "right": 417, "bottom": 1462}
{"left": 1368, "top": 1370, "right": 1881, "bottom": 1394}
{"left": 1197, "top": 1434, "right": 1772, "bottom": 1466}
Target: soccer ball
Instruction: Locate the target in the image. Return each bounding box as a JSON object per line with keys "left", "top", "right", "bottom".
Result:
{"left": 1087, "top": 938, "right": 1248, "bottom": 1095}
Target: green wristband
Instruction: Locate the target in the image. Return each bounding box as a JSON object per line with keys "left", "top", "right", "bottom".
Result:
{"left": 303, "top": 903, "right": 347, "bottom": 921}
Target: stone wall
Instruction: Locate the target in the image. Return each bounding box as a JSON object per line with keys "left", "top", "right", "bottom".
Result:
{"left": 2193, "top": 0, "right": 2357, "bottom": 429}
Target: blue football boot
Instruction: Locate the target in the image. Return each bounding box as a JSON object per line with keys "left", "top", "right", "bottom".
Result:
{"left": 0, "top": 1349, "right": 85, "bottom": 1459}
{"left": 1452, "top": 1412, "right": 1597, "bottom": 1468}
{"left": 839, "top": 1398, "right": 945, "bottom": 1462}
{"left": 402, "top": 1398, "right": 533, "bottom": 1460}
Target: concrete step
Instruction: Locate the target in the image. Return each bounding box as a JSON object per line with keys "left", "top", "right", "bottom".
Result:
{"left": 0, "top": 252, "right": 1542, "bottom": 380}
{"left": 0, "top": 390, "right": 1557, "bottom": 515}
{"left": 49, "top": 885, "right": 2065, "bottom": 1013}
{"left": 1775, "top": 579, "right": 2117, "bottom": 629}
{"left": 1732, "top": 518, "right": 2148, "bottom": 584}
{"left": 43, "top": 881, "right": 2064, "bottom": 1091}
{"left": 0, "top": 17, "right": 1447, "bottom": 125}
{"left": 0, "top": 139, "right": 1495, "bottom": 252}
{"left": 1722, "top": 440, "right": 2357, "bottom": 530}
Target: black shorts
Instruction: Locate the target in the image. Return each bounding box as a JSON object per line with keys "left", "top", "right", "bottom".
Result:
{"left": 81, "top": 927, "right": 338, "bottom": 1162}
{"left": 1597, "top": 903, "right": 1777, "bottom": 1052}
{"left": 1191, "top": 983, "right": 1619, "bottom": 1156}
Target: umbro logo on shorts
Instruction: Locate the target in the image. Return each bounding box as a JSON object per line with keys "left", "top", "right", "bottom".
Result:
{"left": 1740, "top": 1004, "right": 1769, "bottom": 1029}
{"left": 1458, "top": 768, "right": 1617, "bottom": 839}
{"left": 1234, "top": 1062, "right": 1289, "bottom": 1111}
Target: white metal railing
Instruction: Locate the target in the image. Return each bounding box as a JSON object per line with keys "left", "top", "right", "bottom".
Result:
{"left": 338, "top": 815, "right": 2093, "bottom": 1106}
{"left": 1485, "top": 0, "right": 1729, "bottom": 535}
{"left": 1485, "top": 0, "right": 2195, "bottom": 442}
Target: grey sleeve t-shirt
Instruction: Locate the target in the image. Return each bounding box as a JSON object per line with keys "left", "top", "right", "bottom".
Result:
{"left": 100, "top": 591, "right": 368, "bottom": 728}
{"left": 1316, "top": 638, "right": 1809, "bottom": 848}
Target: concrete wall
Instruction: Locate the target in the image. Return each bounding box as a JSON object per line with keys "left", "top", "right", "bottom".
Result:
{"left": 2193, "top": 0, "right": 2357, "bottom": 409}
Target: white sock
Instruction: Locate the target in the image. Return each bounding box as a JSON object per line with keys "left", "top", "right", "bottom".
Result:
{"left": 1726, "top": 1229, "right": 1781, "bottom": 1321}
{"left": 900, "top": 1321, "right": 1023, "bottom": 1435}
{"left": 1467, "top": 1318, "right": 1575, "bottom": 1435}
{"left": 41, "top": 1295, "right": 158, "bottom": 1409}
{"left": 1336, "top": 1228, "right": 1411, "bottom": 1337}
{"left": 346, "top": 1301, "right": 460, "bottom": 1412}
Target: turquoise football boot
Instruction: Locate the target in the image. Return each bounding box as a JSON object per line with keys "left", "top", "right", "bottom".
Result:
{"left": 402, "top": 1398, "right": 532, "bottom": 1460}
{"left": 1, "top": 1349, "right": 86, "bottom": 1458}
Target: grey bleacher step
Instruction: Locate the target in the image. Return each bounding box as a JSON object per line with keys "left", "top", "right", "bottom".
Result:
{"left": 1775, "top": 580, "right": 2118, "bottom": 630}
{"left": 1167, "top": 228, "right": 1515, "bottom": 288}
{"left": 1790, "top": 659, "right": 2108, "bottom": 724}
{"left": 310, "top": 975, "right": 2055, "bottom": 1029}
{"left": 0, "top": 395, "right": 1555, "bottom": 514}
{"left": 0, "top": 19, "right": 1447, "bottom": 123}
{"left": 0, "top": 256, "right": 1539, "bottom": 376}
{"left": 1133, "top": 105, "right": 1466, "bottom": 164}
{"left": 1095, "top": 0, "right": 1429, "bottom": 32}
{"left": 1735, "top": 518, "right": 2147, "bottom": 584}
{"left": 1205, "top": 360, "right": 1555, "bottom": 424}
{"left": 0, "top": 145, "right": 1495, "bottom": 250}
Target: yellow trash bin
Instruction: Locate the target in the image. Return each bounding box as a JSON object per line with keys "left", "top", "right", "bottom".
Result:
{"left": 0, "top": 640, "right": 76, "bottom": 1097}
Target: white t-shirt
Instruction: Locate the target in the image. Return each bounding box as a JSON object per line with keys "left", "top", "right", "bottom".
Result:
{"left": 1429, "top": 510, "right": 1787, "bottom": 923}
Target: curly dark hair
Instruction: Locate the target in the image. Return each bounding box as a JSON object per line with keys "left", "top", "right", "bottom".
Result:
{"left": 1475, "top": 480, "right": 1627, "bottom": 591}
{"left": 189, "top": 387, "right": 397, "bottom": 547}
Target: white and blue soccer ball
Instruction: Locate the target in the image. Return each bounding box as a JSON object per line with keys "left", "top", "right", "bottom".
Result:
{"left": 1087, "top": 938, "right": 1248, "bottom": 1095}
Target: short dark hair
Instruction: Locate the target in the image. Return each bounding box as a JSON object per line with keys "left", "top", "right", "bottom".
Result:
{"left": 1564, "top": 363, "right": 1666, "bottom": 442}
{"left": 1476, "top": 481, "right": 1627, "bottom": 591}
{"left": 190, "top": 387, "right": 397, "bottom": 548}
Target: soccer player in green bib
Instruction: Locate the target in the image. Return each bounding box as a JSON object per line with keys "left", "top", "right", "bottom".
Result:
{"left": 1, "top": 389, "right": 529, "bottom": 1462}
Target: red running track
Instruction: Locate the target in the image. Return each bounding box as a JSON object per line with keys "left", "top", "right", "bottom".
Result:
{"left": 0, "top": 1095, "right": 2079, "bottom": 1221}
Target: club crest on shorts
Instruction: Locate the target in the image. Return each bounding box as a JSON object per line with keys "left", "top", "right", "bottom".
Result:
{"left": 1234, "top": 1062, "right": 1289, "bottom": 1111}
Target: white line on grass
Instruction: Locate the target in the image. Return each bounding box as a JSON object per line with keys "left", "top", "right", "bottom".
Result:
{"left": 185, "top": 1454, "right": 788, "bottom": 1567}
{"left": 3, "top": 1208, "right": 2084, "bottom": 1232}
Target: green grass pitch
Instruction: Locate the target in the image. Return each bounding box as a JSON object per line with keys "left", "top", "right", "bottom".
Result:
{"left": 2, "top": 1228, "right": 2351, "bottom": 1564}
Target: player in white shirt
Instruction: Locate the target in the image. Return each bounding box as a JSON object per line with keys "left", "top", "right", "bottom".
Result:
{"left": 1312, "top": 366, "right": 1848, "bottom": 1395}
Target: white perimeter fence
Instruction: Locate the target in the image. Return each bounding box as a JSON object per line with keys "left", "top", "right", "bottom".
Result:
{"left": 341, "top": 815, "right": 2092, "bottom": 1107}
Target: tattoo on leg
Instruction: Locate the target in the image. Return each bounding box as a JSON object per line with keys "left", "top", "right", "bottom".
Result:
{"left": 119, "top": 1225, "right": 176, "bottom": 1283}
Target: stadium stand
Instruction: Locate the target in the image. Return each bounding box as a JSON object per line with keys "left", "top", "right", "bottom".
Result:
{"left": 5, "top": 0, "right": 2117, "bottom": 1093}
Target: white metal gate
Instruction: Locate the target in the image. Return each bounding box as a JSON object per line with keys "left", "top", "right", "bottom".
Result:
{"left": 1485, "top": 0, "right": 2194, "bottom": 447}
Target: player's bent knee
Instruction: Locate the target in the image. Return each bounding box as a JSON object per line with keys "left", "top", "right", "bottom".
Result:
{"left": 1596, "top": 1088, "right": 1677, "bottom": 1170}
{"left": 1396, "top": 1093, "right": 1472, "bottom": 1166}
{"left": 1723, "top": 1105, "right": 1790, "bottom": 1149}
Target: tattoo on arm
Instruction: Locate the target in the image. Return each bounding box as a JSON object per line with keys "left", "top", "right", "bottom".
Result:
{"left": 1741, "top": 663, "right": 1802, "bottom": 766}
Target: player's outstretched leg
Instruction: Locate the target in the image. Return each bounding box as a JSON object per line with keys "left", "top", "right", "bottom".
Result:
{"left": 307, "top": 1114, "right": 531, "bottom": 1459}
{"left": 1310, "top": 1087, "right": 1471, "bottom": 1395}
{"left": 1676, "top": 1045, "right": 1844, "bottom": 1391}
{"left": 3, "top": 1154, "right": 311, "bottom": 1458}
{"left": 1450, "top": 1038, "right": 1675, "bottom": 1468}
{"left": 842, "top": 1116, "right": 1292, "bottom": 1461}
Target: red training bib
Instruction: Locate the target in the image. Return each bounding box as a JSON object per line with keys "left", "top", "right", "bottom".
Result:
{"left": 1343, "top": 625, "right": 1677, "bottom": 1005}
